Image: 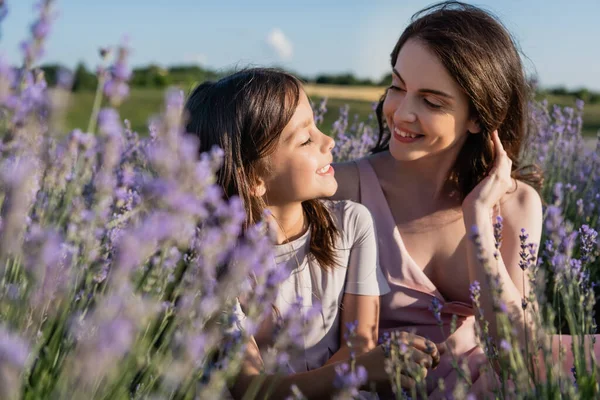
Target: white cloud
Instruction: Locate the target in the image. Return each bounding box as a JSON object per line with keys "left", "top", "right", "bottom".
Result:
{"left": 266, "top": 28, "right": 293, "bottom": 61}
{"left": 184, "top": 53, "right": 208, "bottom": 66}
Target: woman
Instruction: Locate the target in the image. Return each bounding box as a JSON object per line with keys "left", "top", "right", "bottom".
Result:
{"left": 332, "top": 1, "right": 589, "bottom": 397}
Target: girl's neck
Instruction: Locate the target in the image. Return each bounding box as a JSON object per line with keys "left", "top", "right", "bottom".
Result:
{"left": 267, "top": 202, "right": 308, "bottom": 245}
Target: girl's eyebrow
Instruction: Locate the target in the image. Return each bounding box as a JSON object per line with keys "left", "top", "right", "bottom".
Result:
{"left": 392, "top": 68, "right": 455, "bottom": 100}
{"left": 284, "top": 118, "right": 312, "bottom": 142}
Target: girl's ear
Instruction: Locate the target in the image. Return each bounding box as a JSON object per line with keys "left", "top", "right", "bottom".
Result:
{"left": 250, "top": 177, "right": 267, "bottom": 197}
{"left": 467, "top": 118, "right": 482, "bottom": 134}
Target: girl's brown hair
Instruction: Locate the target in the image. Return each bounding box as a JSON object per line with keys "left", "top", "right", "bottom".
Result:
{"left": 372, "top": 1, "right": 542, "bottom": 199}
{"left": 185, "top": 68, "right": 339, "bottom": 269}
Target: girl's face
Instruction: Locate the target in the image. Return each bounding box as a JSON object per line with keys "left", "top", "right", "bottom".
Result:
{"left": 261, "top": 90, "right": 337, "bottom": 206}
{"left": 383, "top": 38, "right": 481, "bottom": 162}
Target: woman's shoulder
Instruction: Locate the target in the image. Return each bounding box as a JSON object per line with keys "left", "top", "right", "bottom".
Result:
{"left": 331, "top": 153, "right": 385, "bottom": 202}
{"left": 501, "top": 180, "right": 542, "bottom": 210}
{"left": 330, "top": 161, "right": 360, "bottom": 202}
{"left": 499, "top": 180, "right": 543, "bottom": 227}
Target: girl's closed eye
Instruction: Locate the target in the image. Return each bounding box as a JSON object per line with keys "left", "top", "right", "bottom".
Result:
{"left": 301, "top": 137, "right": 313, "bottom": 146}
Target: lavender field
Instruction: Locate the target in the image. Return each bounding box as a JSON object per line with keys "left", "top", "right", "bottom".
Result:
{"left": 1, "top": 1, "right": 600, "bottom": 399}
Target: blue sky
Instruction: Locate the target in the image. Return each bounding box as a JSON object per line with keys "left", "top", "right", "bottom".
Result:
{"left": 3, "top": 0, "right": 600, "bottom": 90}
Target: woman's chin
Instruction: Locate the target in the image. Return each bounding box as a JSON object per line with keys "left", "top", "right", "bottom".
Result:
{"left": 389, "top": 145, "right": 426, "bottom": 162}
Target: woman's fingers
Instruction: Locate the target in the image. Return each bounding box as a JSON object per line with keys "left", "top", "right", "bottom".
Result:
{"left": 392, "top": 331, "right": 444, "bottom": 369}
{"left": 489, "top": 130, "right": 513, "bottom": 184}
{"left": 492, "top": 129, "right": 504, "bottom": 151}
{"left": 397, "top": 332, "right": 437, "bottom": 354}
{"left": 402, "top": 375, "right": 417, "bottom": 390}
{"left": 436, "top": 341, "right": 447, "bottom": 355}
{"left": 411, "top": 349, "right": 434, "bottom": 369}
{"left": 491, "top": 130, "right": 505, "bottom": 165}
{"left": 392, "top": 374, "right": 418, "bottom": 391}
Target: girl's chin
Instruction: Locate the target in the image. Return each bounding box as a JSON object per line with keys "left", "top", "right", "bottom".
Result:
{"left": 319, "top": 181, "right": 339, "bottom": 199}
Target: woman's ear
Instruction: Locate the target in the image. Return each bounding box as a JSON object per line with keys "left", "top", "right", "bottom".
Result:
{"left": 250, "top": 177, "right": 267, "bottom": 197}
{"left": 467, "top": 119, "right": 482, "bottom": 134}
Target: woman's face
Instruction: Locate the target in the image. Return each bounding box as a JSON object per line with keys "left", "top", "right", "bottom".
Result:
{"left": 383, "top": 38, "right": 481, "bottom": 162}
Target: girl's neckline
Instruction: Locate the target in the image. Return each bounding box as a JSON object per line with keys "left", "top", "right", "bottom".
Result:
{"left": 273, "top": 226, "right": 310, "bottom": 258}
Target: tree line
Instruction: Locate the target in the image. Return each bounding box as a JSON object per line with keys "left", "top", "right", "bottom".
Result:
{"left": 37, "top": 62, "right": 600, "bottom": 104}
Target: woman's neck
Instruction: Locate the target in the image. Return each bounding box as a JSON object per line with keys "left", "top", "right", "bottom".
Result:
{"left": 266, "top": 202, "right": 307, "bottom": 245}
{"left": 384, "top": 140, "right": 464, "bottom": 200}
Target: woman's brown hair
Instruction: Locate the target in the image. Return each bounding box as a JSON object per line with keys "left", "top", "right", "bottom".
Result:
{"left": 372, "top": 1, "right": 542, "bottom": 199}
{"left": 185, "top": 68, "right": 339, "bottom": 270}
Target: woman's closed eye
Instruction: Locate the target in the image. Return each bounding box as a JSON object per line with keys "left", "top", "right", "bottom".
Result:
{"left": 424, "top": 98, "right": 443, "bottom": 109}
{"left": 388, "top": 84, "right": 406, "bottom": 92}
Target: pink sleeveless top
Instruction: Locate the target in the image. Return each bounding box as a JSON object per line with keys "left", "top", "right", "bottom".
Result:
{"left": 355, "top": 158, "right": 596, "bottom": 396}
{"left": 355, "top": 158, "right": 489, "bottom": 396}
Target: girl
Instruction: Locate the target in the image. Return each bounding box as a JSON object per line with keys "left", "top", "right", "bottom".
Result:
{"left": 332, "top": 1, "right": 599, "bottom": 397}
{"left": 184, "top": 68, "right": 440, "bottom": 399}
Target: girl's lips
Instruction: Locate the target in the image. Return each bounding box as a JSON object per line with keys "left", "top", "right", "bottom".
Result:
{"left": 316, "top": 164, "right": 335, "bottom": 176}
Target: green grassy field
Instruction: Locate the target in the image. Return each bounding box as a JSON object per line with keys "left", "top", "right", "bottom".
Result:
{"left": 64, "top": 88, "right": 600, "bottom": 137}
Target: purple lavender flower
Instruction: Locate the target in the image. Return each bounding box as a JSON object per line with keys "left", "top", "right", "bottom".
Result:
{"left": 579, "top": 225, "right": 598, "bottom": 263}
{"left": 552, "top": 182, "right": 564, "bottom": 205}
{"left": 499, "top": 339, "right": 512, "bottom": 352}
{"left": 313, "top": 97, "right": 328, "bottom": 126}
{"left": 469, "top": 280, "right": 481, "bottom": 304}
{"left": 429, "top": 297, "right": 443, "bottom": 325}
{"left": 498, "top": 301, "right": 509, "bottom": 314}
{"left": 333, "top": 362, "right": 368, "bottom": 394}
{"left": 0, "top": 325, "right": 30, "bottom": 399}
{"left": 57, "top": 68, "right": 73, "bottom": 89}
{"left": 344, "top": 320, "right": 359, "bottom": 344}
{"left": 0, "top": 159, "right": 37, "bottom": 260}
{"left": 0, "top": 325, "right": 30, "bottom": 368}
{"left": 98, "top": 108, "right": 122, "bottom": 137}
{"left": 519, "top": 228, "right": 532, "bottom": 271}
{"left": 20, "top": 0, "right": 55, "bottom": 68}
{"left": 103, "top": 41, "right": 131, "bottom": 106}
{"left": 493, "top": 215, "right": 503, "bottom": 254}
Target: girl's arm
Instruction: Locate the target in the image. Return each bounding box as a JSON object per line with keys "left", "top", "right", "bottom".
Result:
{"left": 325, "top": 293, "right": 380, "bottom": 365}
{"left": 325, "top": 201, "right": 388, "bottom": 365}
{"left": 229, "top": 335, "right": 430, "bottom": 399}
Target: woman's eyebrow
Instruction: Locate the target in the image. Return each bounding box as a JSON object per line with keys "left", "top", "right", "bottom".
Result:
{"left": 392, "top": 68, "right": 455, "bottom": 99}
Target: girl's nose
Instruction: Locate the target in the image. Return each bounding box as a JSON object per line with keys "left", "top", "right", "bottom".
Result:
{"left": 323, "top": 131, "right": 335, "bottom": 152}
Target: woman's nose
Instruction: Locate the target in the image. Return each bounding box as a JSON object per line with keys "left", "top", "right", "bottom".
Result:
{"left": 393, "top": 97, "right": 418, "bottom": 125}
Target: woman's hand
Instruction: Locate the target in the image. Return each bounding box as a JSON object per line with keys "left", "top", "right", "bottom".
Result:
{"left": 360, "top": 332, "right": 445, "bottom": 390}
{"left": 462, "top": 130, "right": 514, "bottom": 213}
